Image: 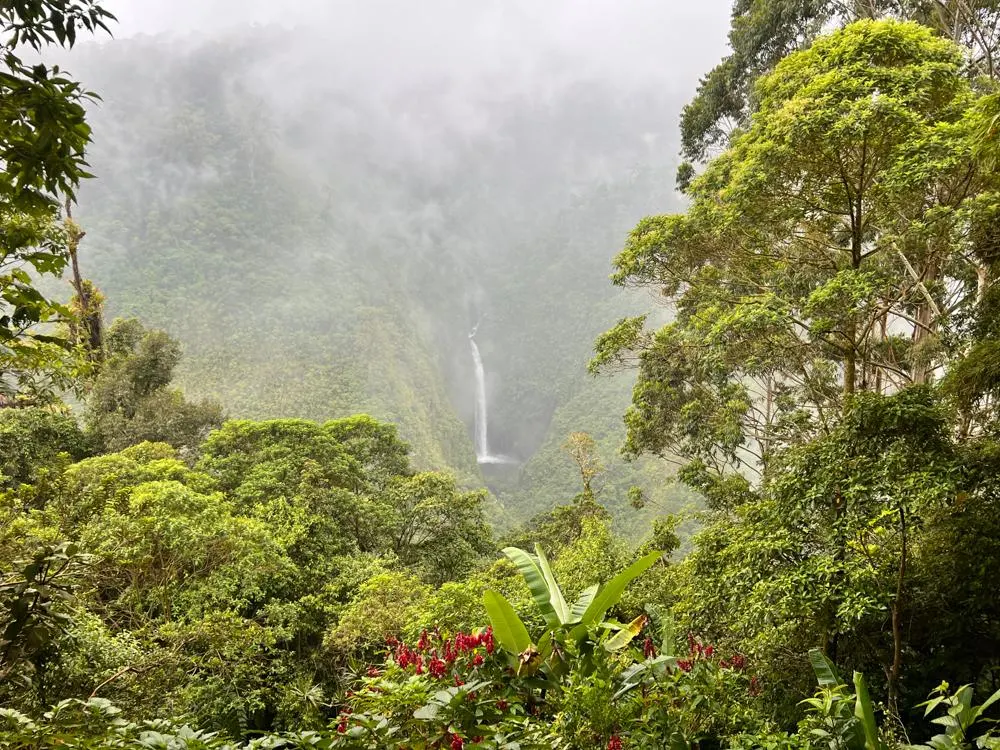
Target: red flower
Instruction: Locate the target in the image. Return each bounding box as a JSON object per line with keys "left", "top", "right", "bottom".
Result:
{"left": 472, "top": 653, "right": 484, "bottom": 666}
{"left": 454, "top": 674, "right": 465, "bottom": 687}
{"left": 704, "top": 645, "right": 714, "bottom": 658}
{"left": 642, "top": 638, "right": 656, "bottom": 659}
{"left": 496, "top": 699, "right": 508, "bottom": 711}
{"left": 607, "top": 735, "right": 623, "bottom": 750}
{"left": 731, "top": 653, "right": 746, "bottom": 670}
{"left": 749, "top": 676, "right": 762, "bottom": 696}
{"left": 450, "top": 733, "right": 464, "bottom": 749}
{"left": 483, "top": 627, "right": 495, "bottom": 654}
{"left": 418, "top": 630, "right": 429, "bottom": 650}
{"left": 367, "top": 666, "right": 381, "bottom": 677}
{"left": 396, "top": 644, "right": 414, "bottom": 668}
{"left": 677, "top": 659, "right": 693, "bottom": 672}
{"left": 429, "top": 657, "right": 447, "bottom": 679}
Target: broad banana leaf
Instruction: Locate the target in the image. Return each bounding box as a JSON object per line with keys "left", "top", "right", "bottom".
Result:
{"left": 853, "top": 671, "right": 885, "bottom": 750}
{"left": 503, "top": 546, "right": 560, "bottom": 629}
{"left": 534, "top": 544, "right": 570, "bottom": 625}
{"left": 569, "top": 584, "right": 599, "bottom": 624}
{"left": 581, "top": 550, "right": 662, "bottom": 627}
{"left": 483, "top": 590, "right": 532, "bottom": 655}
{"left": 604, "top": 614, "right": 648, "bottom": 652}
{"left": 809, "top": 648, "right": 843, "bottom": 688}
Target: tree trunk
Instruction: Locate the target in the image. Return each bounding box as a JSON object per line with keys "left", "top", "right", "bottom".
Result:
{"left": 911, "top": 252, "right": 941, "bottom": 385}
{"left": 64, "top": 200, "right": 104, "bottom": 361}
{"left": 888, "top": 505, "right": 907, "bottom": 718}
{"left": 844, "top": 321, "right": 857, "bottom": 405}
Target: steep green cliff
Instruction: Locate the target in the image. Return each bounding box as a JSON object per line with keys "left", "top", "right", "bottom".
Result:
{"left": 67, "top": 30, "right": 696, "bottom": 525}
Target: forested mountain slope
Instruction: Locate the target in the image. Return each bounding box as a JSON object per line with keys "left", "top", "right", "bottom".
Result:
{"left": 68, "top": 28, "right": 696, "bottom": 524}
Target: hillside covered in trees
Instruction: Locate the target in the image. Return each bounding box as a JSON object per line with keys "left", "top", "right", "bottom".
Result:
{"left": 59, "top": 13, "right": 710, "bottom": 531}
{"left": 3, "top": 1, "right": 1000, "bottom": 748}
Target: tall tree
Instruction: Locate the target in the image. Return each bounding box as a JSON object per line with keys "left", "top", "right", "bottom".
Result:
{"left": 594, "top": 20, "right": 997, "bottom": 496}
{"left": 561, "top": 431, "right": 605, "bottom": 502}
{"left": 0, "top": 1, "right": 114, "bottom": 401}
{"left": 85, "top": 319, "right": 224, "bottom": 454}
{"left": 680, "top": 0, "right": 1000, "bottom": 163}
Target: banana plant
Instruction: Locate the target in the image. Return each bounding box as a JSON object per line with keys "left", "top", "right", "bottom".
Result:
{"left": 482, "top": 545, "right": 662, "bottom": 677}
{"left": 905, "top": 682, "right": 1000, "bottom": 749}
{"left": 804, "top": 649, "right": 889, "bottom": 750}
{"left": 806, "top": 650, "right": 1000, "bottom": 750}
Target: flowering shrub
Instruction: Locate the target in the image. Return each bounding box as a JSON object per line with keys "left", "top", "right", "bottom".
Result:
{"left": 327, "top": 625, "right": 772, "bottom": 749}
{"left": 328, "top": 626, "right": 542, "bottom": 749}
{"left": 545, "top": 631, "right": 770, "bottom": 748}
{"left": 7, "top": 641, "right": 993, "bottom": 750}
{"left": 617, "top": 635, "right": 770, "bottom": 747}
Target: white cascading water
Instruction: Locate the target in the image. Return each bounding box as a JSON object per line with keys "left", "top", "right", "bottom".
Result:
{"left": 469, "top": 327, "right": 510, "bottom": 464}
{"left": 469, "top": 333, "right": 490, "bottom": 459}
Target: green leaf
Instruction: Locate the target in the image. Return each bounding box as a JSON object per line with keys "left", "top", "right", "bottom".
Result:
{"left": 972, "top": 686, "right": 1000, "bottom": 723}
{"left": 853, "top": 671, "right": 883, "bottom": 750}
{"left": 653, "top": 607, "right": 676, "bottom": 656}
{"left": 413, "top": 703, "right": 440, "bottom": 720}
{"left": 502, "top": 546, "right": 560, "bottom": 629}
{"left": 809, "top": 648, "right": 843, "bottom": 688}
{"left": 603, "top": 614, "right": 648, "bottom": 652}
{"left": 533, "top": 544, "right": 570, "bottom": 625}
{"left": 569, "top": 584, "right": 598, "bottom": 624}
{"left": 581, "top": 550, "right": 662, "bottom": 627}
{"left": 482, "top": 590, "right": 532, "bottom": 655}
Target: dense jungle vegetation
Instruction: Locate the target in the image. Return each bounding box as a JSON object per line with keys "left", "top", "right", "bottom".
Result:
{"left": 3, "top": 1, "right": 1000, "bottom": 748}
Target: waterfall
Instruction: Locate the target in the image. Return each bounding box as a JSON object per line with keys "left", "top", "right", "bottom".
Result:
{"left": 469, "top": 328, "right": 511, "bottom": 465}
{"left": 469, "top": 334, "right": 490, "bottom": 460}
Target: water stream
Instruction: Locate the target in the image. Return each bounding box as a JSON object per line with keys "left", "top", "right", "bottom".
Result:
{"left": 469, "top": 327, "right": 511, "bottom": 464}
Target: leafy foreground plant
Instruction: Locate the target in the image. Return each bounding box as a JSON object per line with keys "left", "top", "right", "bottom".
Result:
{"left": 8, "top": 547, "right": 999, "bottom": 749}
{"left": 303, "top": 547, "right": 768, "bottom": 749}
{"left": 482, "top": 545, "right": 662, "bottom": 683}
{"left": 801, "top": 649, "right": 891, "bottom": 750}
{"left": 802, "top": 649, "right": 1000, "bottom": 750}
{"left": 907, "top": 683, "right": 1000, "bottom": 750}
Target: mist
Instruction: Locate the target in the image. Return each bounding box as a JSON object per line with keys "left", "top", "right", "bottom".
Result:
{"left": 65, "top": 0, "right": 732, "bottom": 529}
{"left": 105, "top": 1, "right": 729, "bottom": 81}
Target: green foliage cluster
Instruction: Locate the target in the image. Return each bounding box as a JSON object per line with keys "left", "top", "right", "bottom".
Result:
{"left": 678, "top": 0, "right": 1000, "bottom": 162}
{"left": 587, "top": 10, "right": 1000, "bottom": 749}
{"left": 0, "top": 413, "right": 497, "bottom": 733}
{"left": 85, "top": 318, "right": 224, "bottom": 454}
{"left": 0, "top": 0, "right": 113, "bottom": 401}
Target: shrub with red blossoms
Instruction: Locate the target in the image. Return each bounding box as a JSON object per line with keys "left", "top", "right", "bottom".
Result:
{"left": 328, "top": 624, "right": 764, "bottom": 748}
{"left": 678, "top": 634, "right": 747, "bottom": 674}
{"left": 328, "top": 626, "right": 518, "bottom": 746}
{"left": 389, "top": 627, "right": 495, "bottom": 681}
